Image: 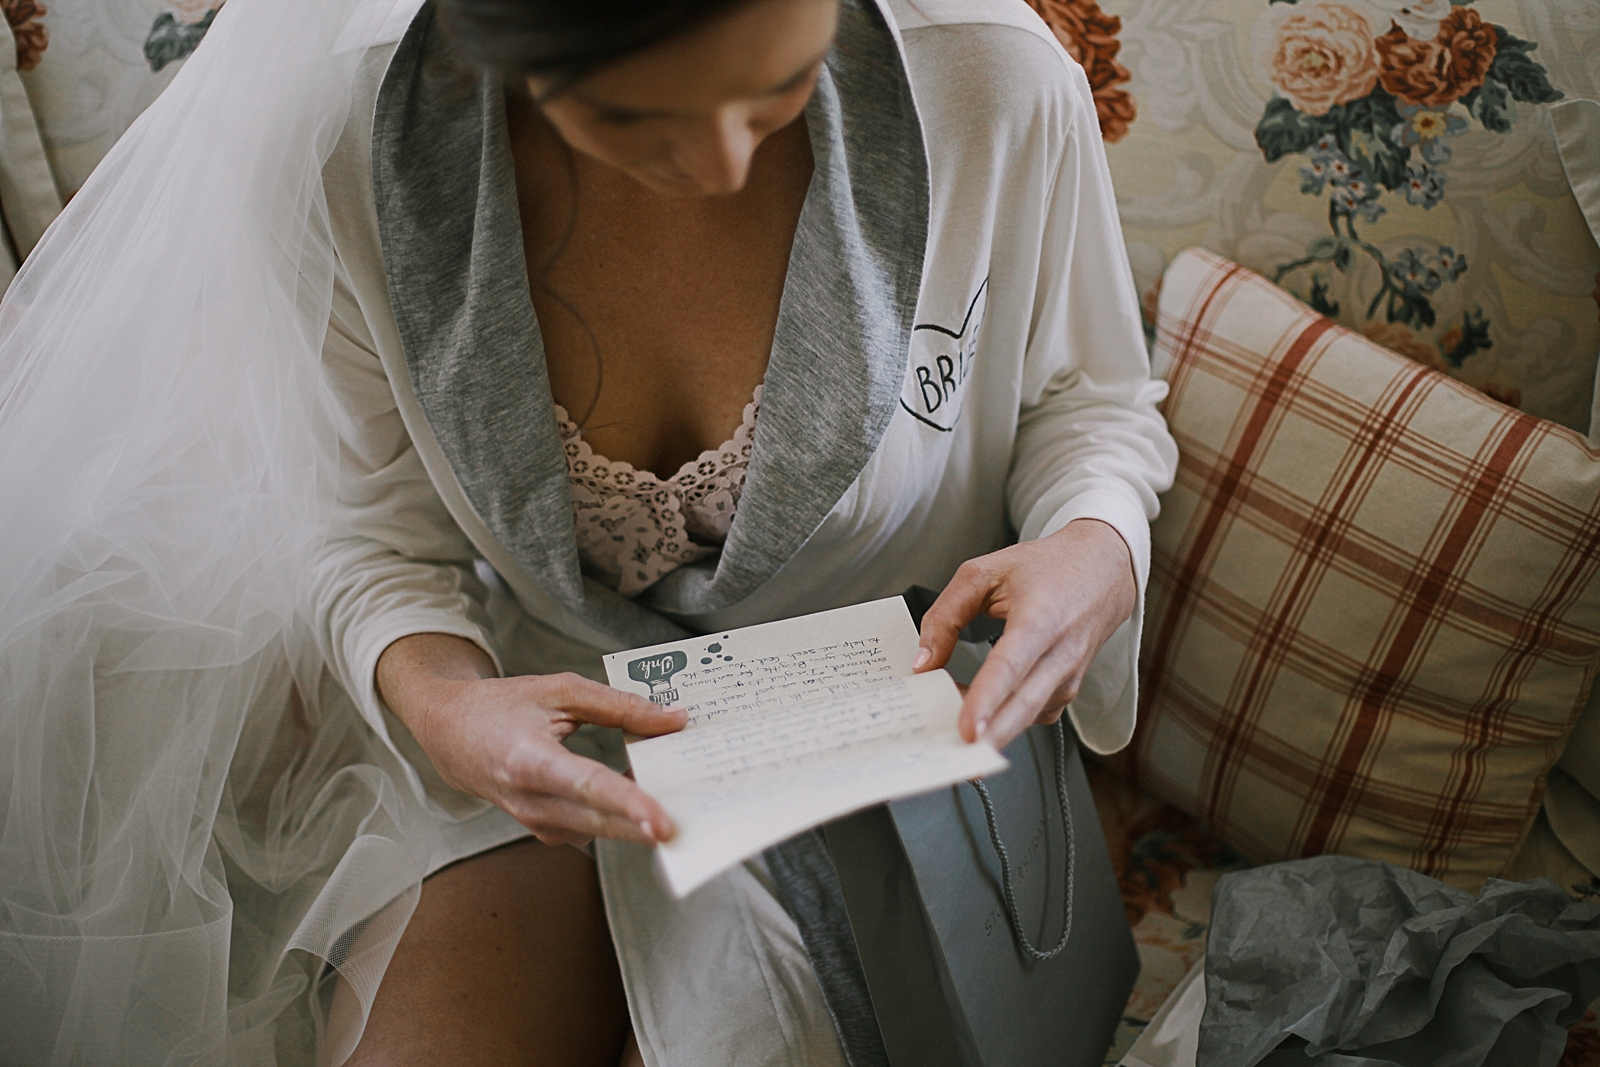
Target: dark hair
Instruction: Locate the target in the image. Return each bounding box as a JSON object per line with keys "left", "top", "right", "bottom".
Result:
{"left": 436, "top": 0, "right": 758, "bottom": 90}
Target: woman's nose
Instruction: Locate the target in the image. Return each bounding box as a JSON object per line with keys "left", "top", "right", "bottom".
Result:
{"left": 677, "top": 109, "right": 760, "bottom": 195}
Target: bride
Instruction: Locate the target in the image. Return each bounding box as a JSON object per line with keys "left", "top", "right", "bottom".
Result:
{"left": 0, "top": 0, "right": 1175, "bottom": 1063}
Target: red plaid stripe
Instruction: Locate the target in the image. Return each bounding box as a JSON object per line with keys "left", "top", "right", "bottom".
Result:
{"left": 1131, "top": 248, "right": 1600, "bottom": 888}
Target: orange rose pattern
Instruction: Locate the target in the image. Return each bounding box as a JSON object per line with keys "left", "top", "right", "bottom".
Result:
{"left": 1023, "top": 0, "right": 1137, "bottom": 143}
{"left": 1086, "top": 761, "right": 1245, "bottom": 929}
{"left": 1, "top": 0, "right": 48, "bottom": 73}
{"left": 1363, "top": 320, "right": 1447, "bottom": 371}
{"left": 1254, "top": 3, "right": 1563, "bottom": 412}
{"left": 1376, "top": 6, "right": 1497, "bottom": 107}
{"left": 1264, "top": 3, "right": 1381, "bottom": 117}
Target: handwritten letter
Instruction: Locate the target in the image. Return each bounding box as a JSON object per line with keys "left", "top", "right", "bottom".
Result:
{"left": 605, "top": 598, "right": 1007, "bottom": 896}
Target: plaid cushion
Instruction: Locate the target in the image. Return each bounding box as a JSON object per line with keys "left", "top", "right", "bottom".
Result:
{"left": 1130, "top": 248, "right": 1600, "bottom": 889}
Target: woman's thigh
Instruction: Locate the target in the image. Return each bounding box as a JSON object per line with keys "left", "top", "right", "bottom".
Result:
{"left": 345, "top": 837, "right": 629, "bottom": 1067}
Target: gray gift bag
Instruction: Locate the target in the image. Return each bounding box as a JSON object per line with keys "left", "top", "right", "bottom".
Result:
{"left": 821, "top": 720, "right": 1139, "bottom": 1067}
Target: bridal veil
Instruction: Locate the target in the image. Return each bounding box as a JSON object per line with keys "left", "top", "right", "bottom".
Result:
{"left": 0, "top": 1, "right": 444, "bottom": 1062}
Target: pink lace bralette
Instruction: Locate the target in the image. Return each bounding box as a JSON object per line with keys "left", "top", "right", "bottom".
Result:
{"left": 556, "top": 386, "right": 761, "bottom": 597}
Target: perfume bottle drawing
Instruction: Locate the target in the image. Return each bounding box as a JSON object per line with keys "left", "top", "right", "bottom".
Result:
{"left": 628, "top": 650, "right": 687, "bottom": 705}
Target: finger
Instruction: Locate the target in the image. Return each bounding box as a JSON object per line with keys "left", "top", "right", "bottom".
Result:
{"left": 917, "top": 560, "right": 998, "bottom": 674}
{"left": 958, "top": 618, "right": 1060, "bottom": 741}
{"left": 517, "top": 746, "right": 677, "bottom": 842}
{"left": 1036, "top": 674, "right": 1083, "bottom": 724}
{"left": 514, "top": 794, "right": 660, "bottom": 846}
{"left": 539, "top": 673, "right": 689, "bottom": 736}
{"left": 984, "top": 645, "right": 1083, "bottom": 749}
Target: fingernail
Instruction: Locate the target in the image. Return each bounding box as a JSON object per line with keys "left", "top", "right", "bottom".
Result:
{"left": 974, "top": 716, "right": 988, "bottom": 739}
{"left": 639, "top": 819, "right": 656, "bottom": 841}
{"left": 914, "top": 648, "right": 931, "bottom": 670}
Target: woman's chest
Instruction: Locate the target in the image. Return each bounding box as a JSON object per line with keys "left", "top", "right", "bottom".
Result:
{"left": 529, "top": 214, "right": 779, "bottom": 470}
{"left": 512, "top": 122, "right": 812, "bottom": 480}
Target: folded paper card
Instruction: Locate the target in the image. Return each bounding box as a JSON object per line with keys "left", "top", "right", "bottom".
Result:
{"left": 604, "top": 597, "right": 1008, "bottom": 897}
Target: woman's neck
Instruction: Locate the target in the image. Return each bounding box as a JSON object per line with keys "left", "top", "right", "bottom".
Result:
{"left": 504, "top": 93, "right": 814, "bottom": 479}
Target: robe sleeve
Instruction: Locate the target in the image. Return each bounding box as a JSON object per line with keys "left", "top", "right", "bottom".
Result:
{"left": 1004, "top": 61, "right": 1179, "bottom": 755}
{"left": 306, "top": 267, "right": 503, "bottom": 739}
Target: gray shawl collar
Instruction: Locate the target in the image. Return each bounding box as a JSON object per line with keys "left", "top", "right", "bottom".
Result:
{"left": 371, "top": 0, "right": 928, "bottom": 643}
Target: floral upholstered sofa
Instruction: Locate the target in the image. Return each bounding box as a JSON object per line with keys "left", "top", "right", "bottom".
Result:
{"left": 1032, "top": 0, "right": 1598, "bottom": 435}
{"left": 0, "top": 0, "right": 1596, "bottom": 1064}
{"left": 1019, "top": 0, "right": 1600, "bottom": 1061}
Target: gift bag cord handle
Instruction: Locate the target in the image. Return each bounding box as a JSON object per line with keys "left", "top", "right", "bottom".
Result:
{"left": 969, "top": 719, "right": 1075, "bottom": 962}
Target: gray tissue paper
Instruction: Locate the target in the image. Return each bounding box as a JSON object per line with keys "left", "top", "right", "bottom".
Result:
{"left": 1198, "top": 855, "right": 1600, "bottom": 1067}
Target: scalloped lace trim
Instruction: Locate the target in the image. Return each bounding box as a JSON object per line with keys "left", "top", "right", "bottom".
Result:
{"left": 557, "top": 386, "right": 761, "bottom": 597}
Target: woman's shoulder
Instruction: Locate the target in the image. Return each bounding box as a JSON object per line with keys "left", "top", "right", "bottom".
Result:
{"left": 886, "top": 0, "right": 1060, "bottom": 42}
{"left": 885, "top": 0, "right": 1094, "bottom": 145}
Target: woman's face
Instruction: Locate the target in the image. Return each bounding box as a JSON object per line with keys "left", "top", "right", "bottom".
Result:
{"left": 528, "top": 0, "right": 840, "bottom": 198}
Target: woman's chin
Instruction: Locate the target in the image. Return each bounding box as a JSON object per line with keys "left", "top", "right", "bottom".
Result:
{"left": 629, "top": 167, "right": 744, "bottom": 199}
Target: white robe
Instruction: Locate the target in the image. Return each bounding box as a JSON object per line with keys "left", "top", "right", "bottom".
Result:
{"left": 314, "top": 1, "right": 1176, "bottom": 1062}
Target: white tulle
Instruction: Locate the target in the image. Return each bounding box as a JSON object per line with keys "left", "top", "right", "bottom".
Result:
{"left": 0, "top": 2, "right": 444, "bottom": 1063}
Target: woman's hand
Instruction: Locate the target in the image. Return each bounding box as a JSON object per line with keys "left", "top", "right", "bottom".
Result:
{"left": 914, "top": 518, "right": 1136, "bottom": 749}
{"left": 376, "top": 632, "right": 686, "bottom": 848}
